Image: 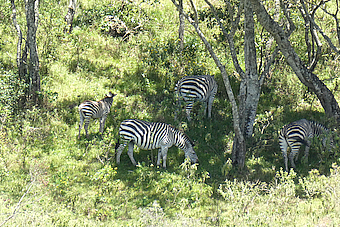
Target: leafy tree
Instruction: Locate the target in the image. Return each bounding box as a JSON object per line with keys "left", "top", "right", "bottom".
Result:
{"left": 250, "top": 0, "right": 340, "bottom": 123}
{"left": 171, "top": 0, "right": 277, "bottom": 169}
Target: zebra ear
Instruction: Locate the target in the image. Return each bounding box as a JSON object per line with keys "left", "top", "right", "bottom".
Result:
{"left": 108, "top": 91, "right": 117, "bottom": 98}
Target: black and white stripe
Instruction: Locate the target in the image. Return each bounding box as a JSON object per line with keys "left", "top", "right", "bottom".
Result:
{"left": 115, "top": 119, "right": 199, "bottom": 168}
{"left": 279, "top": 119, "right": 331, "bottom": 171}
{"left": 175, "top": 75, "right": 218, "bottom": 121}
{"left": 78, "top": 91, "right": 116, "bottom": 139}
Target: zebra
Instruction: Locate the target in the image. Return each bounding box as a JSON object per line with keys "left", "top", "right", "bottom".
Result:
{"left": 115, "top": 119, "right": 199, "bottom": 168}
{"left": 279, "top": 119, "right": 333, "bottom": 171}
{"left": 78, "top": 91, "right": 116, "bottom": 139}
{"left": 175, "top": 75, "right": 218, "bottom": 121}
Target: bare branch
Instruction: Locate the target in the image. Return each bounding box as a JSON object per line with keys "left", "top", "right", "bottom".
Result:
{"left": 188, "top": 0, "right": 198, "bottom": 25}
{"left": 0, "top": 178, "right": 35, "bottom": 227}
{"left": 204, "top": 0, "right": 245, "bottom": 78}
{"left": 279, "top": 0, "right": 296, "bottom": 36}
{"left": 299, "top": 0, "right": 323, "bottom": 71}
{"left": 64, "top": 0, "right": 77, "bottom": 33}
{"left": 320, "top": 0, "right": 340, "bottom": 48}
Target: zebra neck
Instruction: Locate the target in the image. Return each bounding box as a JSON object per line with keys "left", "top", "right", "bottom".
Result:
{"left": 173, "top": 130, "right": 187, "bottom": 149}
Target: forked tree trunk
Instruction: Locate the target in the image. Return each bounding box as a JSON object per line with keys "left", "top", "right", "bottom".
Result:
{"left": 232, "top": 0, "right": 260, "bottom": 167}
{"left": 250, "top": 0, "right": 340, "bottom": 122}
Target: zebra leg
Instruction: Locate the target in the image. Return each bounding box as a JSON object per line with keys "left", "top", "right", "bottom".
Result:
{"left": 78, "top": 112, "right": 85, "bottom": 139}
{"left": 289, "top": 148, "right": 299, "bottom": 169}
{"left": 303, "top": 142, "right": 311, "bottom": 164}
{"left": 203, "top": 101, "right": 208, "bottom": 118}
{"left": 127, "top": 142, "right": 137, "bottom": 166}
{"left": 160, "top": 147, "right": 169, "bottom": 168}
{"left": 279, "top": 137, "right": 289, "bottom": 171}
{"left": 157, "top": 149, "right": 162, "bottom": 167}
{"left": 185, "top": 102, "right": 193, "bottom": 121}
{"left": 207, "top": 95, "right": 215, "bottom": 118}
{"left": 99, "top": 116, "right": 107, "bottom": 134}
{"left": 116, "top": 143, "right": 126, "bottom": 165}
{"left": 84, "top": 118, "right": 91, "bottom": 139}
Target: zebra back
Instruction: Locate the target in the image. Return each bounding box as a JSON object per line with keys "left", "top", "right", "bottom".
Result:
{"left": 118, "top": 119, "right": 173, "bottom": 150}
{"left": 175, "top": 75, "right": 218, "bottom": 121}
{"left": 79, "top": 91, "right": 115, "bottom": 118}
{"left": 78, "top": 91, "right": 116, "bottom": 139}
{"left": 116, "top": 119, "right": 198, "bottom": 167}
{"left": 175, "top": 75, "right": 217, "bottom": 101}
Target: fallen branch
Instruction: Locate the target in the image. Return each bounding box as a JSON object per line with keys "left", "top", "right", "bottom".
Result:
{"left": 0, "top": 178, "right": 35, "bottom": 227}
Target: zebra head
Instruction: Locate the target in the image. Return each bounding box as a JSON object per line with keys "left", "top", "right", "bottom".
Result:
{"left": 321, "top": 130, "right": 335, "bottom": 150}
{"left": 183, "top": 137, "right": 199, "bottom": 164}
{"left": 103, "top": 91, "right": 117, "bottom": 103}
{"left": 107, "top": 91, "right": 116, "bottom": 98}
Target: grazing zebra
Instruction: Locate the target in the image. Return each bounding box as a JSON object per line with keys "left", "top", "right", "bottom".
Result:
{"left": 78, "top": 91, "right": 116, "bottom": 139}
{"left": 175, "top": 75, "right": 218, "bottom": 121}
{"left": 115, "top": 119, "right": 199, "bottom": 168}
{"left": 279, "top": 119, "right": 332, "bottom": 171}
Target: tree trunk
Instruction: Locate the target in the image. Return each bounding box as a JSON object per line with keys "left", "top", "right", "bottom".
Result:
{"left": 26, "top": 0, "right": 40, "bottom": 104}
{"left": 178, "top": 0, "right": 184, "bottom": 50}
{"left": 11, "top": 0, "right": 24, "bottom": 78}
{"left": 64, "top": 0, "right": 77, "bottom": 33}
{"left": 250, "top": 0, "right": 340, "bottom": 122}
{"left": 232, "top": 0, "right": 260, "bottom": 167}
{"left": 11, "top": 0, "right": 29, "bottom": 108}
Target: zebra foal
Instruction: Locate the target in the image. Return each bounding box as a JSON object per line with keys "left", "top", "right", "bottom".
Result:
{"left": 115, "top": 119, "right": 199, "bottom": 168}
{"left": 78, "top": 91, "right": 116, "bottom": 139}
{"left": 279, "top": 119, "right": 332, "bottom": 171}
{"left": 175, "top": 75, "right": 218, "bottom": 121}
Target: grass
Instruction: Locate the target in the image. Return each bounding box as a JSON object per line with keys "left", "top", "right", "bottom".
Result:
{"left": 1, "top": 0, "right": 340, "bottom": 226}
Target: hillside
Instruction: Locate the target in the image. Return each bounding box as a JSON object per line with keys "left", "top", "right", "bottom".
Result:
{"left": 0, "top": 0, "right": 340, "bottom": 226}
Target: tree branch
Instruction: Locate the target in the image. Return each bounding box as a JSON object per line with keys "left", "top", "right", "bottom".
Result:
{"left": 204, "top": 0, "right": 245, "bottom": 78}
{"left": 0, "top": 178, "right": 35, "bottom": 227}
{"left": 320, "top": 0, "right": 340, "bottom": 51}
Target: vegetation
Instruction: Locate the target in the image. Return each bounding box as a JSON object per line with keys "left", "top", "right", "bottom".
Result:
{"left": 0, "top": 0, "right": 339, "bottom": 226}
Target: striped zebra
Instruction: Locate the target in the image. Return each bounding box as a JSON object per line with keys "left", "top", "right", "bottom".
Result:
{"left": 78, "top": 91, "right": 116, "bottom": 139}
{"left": 175, "top": 75, "right": 218, "bottom": 121}
{"left": 279, "top": 119, "right": 332, "bottom": 171}
{"left": 115, "top": 119, "right": 199, "bottom": 168}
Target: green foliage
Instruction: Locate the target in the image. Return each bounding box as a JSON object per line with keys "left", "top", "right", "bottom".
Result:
{"left": 217, "top": 166, "right": 340, "bottom": 225}
{"left": 75, "top": 1, "right": 149, "bottom": 32}
{"left": 0, "top": 71, "right": 27, "bottom": 113}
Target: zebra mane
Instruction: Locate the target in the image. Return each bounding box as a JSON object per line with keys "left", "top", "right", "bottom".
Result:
{"left": 310, "top": 120, "right": 328, "bottom": 130}
{"left": 170, "top": 124, "right": 195, "bottom": 146}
